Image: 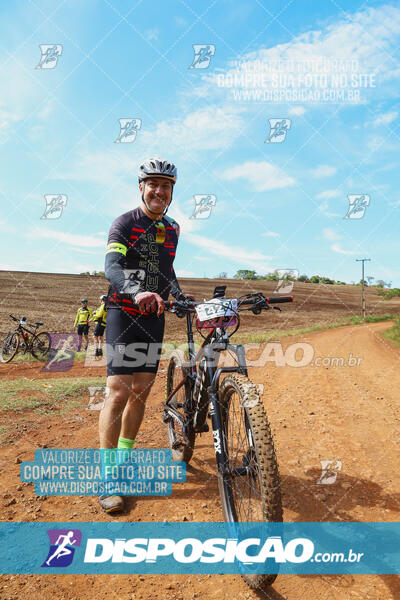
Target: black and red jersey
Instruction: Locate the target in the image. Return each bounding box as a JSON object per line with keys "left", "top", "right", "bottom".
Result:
{"left": 104, "top": 206, "right": 182, "bottom": 316}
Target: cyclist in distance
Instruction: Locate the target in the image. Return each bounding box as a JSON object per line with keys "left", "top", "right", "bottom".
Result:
{"left": 92, "top": 294, "right": 107, "bottom": 358}
{"left": 73, "top": 298, "right": 92, "bottom": 351}
{"left": 99, "top": 157, "right": 195, "bottom": 513}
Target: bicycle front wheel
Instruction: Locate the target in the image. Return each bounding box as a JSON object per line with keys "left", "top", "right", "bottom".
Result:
{"left": 31, "top": 332, "right": 51, "bottom": 361}
{"left": 218, "top": 373, "right": 282, "bottom": 589}
{"left": 0, "top": 332, "right": 20, "bottom": 363}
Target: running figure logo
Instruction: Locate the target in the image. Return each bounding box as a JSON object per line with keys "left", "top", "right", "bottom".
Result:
{"left": 41, "top": 194, "right": 67, "bottom": 220}
{"left": 41, "top": 333, "right": 80, "bottom": 373}
{"left": 344, "top": 195, "right": 370, "bottom": 219}
{"left": 189, "top": 44, "right": 215, "bottom": 69}
{"left": 121, "top": 268, "right": 146, "bottom": 294}
{"left": 190, "top": 195, "right": 217, "bottom": 219}
{"left": 274, "top": 269, "right": 298, "bottom": 294}
{"left": 265, "top": 119, "right": 291, "bottom": 143}
{"left": 87, "top": 386, "right": 108, "bottom": 411}
{"left": 115, "top": 118, "right": 142, "bottom": 143}
{"left": 36, "top": 45, "right": 63, "bottom": 69}
{"left": 42, "top": 529, "right": 82, "bottom": 567}
{"left": 316, "top": 460, "right": 342, "bottom": 485}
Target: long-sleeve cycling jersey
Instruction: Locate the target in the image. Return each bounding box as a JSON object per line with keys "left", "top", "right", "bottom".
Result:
{"left": 74, "top": 306, "right": 93, "bottom": 326}
{"left": 104, "top": 206, "right": 183, "bottom": 316}
{"left": 92, "top": 303, "right": 107, "bottom": 327}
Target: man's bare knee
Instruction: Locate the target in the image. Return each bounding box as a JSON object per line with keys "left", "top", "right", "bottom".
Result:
{"left": 106, "top": 376, "right": 133, "bottom": 407}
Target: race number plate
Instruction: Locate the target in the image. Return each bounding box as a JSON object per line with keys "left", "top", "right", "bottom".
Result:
{"left": 195, "top": 299, "right": 238, "bottom": 322}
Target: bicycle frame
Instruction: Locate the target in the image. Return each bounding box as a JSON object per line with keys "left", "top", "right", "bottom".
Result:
{"left": 164, "top": 313, "right": 252, "bottom": 522}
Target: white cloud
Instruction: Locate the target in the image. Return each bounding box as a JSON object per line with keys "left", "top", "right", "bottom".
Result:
{"left": 27, "top": 228, "right": 106, "bottom": 248}
{"left": 175, "top": 269, "right": 196, "bottom": 277}
{"left": 288, "top": 106, "right": 306, "bottom": 116}
{"left": 331, "top": 244, "right": 358, "bottom": 255}
{"left": 262, "top": 231, "right": 280, "bottom": 237}
{"left": 202, "top": 5, "right": 400, "bottom": 103}
{"left": 372, "top": 111, "right": 398, "bottom": 126}
{"left": 318, "top": 201, "right": 342, "bottom": 218}
{"left": 194, "top": 256, "right": 212, "bottom": 261}
{"left": 310, "top": 165, "right": 337, "bottom": 178}
{"left": 37, "top": 98, "right": 56, "bottom": 121}
{"left": 220, "top": 161, "right": 295, "bottom": 192}
{"left": 323, "top": 228, "right": 340, "bottom": 241}
{"left": 316, "top": 189, "right": 340, "bottom": 199}
{"left": 186, "top": 232, "right": 272, "bottom": 271}
{"left": 142, "top": 106, "right": 245, "bottom": 152}
{"left": 144, "top": 28, "right": 159, "bottom": 42}
{"left": 174, "top": 16, "right": 188, "bottom": 27}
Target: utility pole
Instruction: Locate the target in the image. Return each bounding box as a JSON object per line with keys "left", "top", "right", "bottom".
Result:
{"left": 356, "top": 258, "right": 371, "bottom": 318}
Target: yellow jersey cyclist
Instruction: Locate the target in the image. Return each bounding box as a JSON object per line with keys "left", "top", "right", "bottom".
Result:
{"left": 98, "top": 157, "right": 195, "bottom": 514}
{"left": 92, "top": 294, "right": 107, "bottom": 358}
{"left": 74, "top": 298, "right": 93, "bottom": 351}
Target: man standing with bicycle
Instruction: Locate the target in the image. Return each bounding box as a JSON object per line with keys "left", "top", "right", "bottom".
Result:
{"left": 99, "top": 158, "right": 194, "bottom": 513}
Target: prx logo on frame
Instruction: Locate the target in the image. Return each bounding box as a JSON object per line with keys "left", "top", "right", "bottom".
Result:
{"left": 42, "top": 529, "right": 82, "bottom": 568}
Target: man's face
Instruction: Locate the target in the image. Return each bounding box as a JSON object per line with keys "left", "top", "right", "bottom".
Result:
{"left": 139, "top": 177, "right": 173, "bottom": 213}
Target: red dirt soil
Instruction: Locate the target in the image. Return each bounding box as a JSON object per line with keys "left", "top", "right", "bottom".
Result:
{"left": 0, "top": 321, "right": 399, "bottom": 599}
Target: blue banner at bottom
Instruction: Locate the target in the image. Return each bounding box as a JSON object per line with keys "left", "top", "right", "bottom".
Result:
{"left": 0, "top": 522, "right": 398, "bottom": 574}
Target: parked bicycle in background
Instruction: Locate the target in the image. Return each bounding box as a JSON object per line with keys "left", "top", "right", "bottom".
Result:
{"left": 0, "top": 315, "right": 51, "bottom": 363}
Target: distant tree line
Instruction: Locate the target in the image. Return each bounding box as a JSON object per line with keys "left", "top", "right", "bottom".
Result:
{"left": 232, "top": 269, "right": 392, "bottom": 288}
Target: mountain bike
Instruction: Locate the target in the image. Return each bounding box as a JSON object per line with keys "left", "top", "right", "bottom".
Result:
{"left": 162, "top": 286, "right": 293, "bottom": 591}
{"left": 0, "top": 315, "right": 51, "bottom": 363}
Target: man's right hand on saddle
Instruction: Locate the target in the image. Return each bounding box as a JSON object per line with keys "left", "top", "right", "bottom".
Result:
{"left": 135, "top": 291, "right": 165, "bottom": 316}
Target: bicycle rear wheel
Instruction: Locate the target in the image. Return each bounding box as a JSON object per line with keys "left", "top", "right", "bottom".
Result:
{"left": 31, "top": 332, "right": 51, "bottom": 361}
{"left": 218, "top": 373, "right": 282, "bottom": 589}
{"left": 164, "top": 349, "right": 195, "bottom": 464}
{"left": 0, "top": 332, "right": 20, "bottom": 363}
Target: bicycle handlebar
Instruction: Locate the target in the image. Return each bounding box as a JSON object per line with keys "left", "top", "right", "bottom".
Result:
{"left": 165, "top": 294, "right": 293, "bottom": 314}
{"left": 9, "top": 314, "right": 39, "bottom": 328}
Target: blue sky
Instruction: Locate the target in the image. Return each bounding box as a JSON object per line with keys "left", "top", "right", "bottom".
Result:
{"left": 0, "top": 0, "right": 399, "bottom": 285}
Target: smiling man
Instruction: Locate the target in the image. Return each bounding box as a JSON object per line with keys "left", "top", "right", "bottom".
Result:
{"left": 99, "top": 158, "right": 193, "bottom": 513}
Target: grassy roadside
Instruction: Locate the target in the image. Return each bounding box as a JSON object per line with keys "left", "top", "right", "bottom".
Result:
{"left": 381, "top": 315, "right": 400, "bottom": 346}
{"left": 0, "top": 375, "right": 106, "bottom": 445}
{"left": 0, "top": 376, "right": 105, "bottom": 414}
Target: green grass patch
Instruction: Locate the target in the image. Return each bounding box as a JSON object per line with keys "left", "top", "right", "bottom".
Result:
{"left": 348, "top": 313, "right": 393, "bottom": 325}
{"left": 381, "top": 314, "right": 400, "bottom": 346}
{"left": 0, "top": 376, "right": 106, "bottom": 413}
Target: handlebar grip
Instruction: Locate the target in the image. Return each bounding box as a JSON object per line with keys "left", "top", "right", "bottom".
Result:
{"left": 266, "top": 296, "right": 293, "bottom": 304}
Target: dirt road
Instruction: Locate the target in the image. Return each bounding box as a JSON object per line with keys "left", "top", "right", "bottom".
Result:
{"left": 0, "top": 321, "right": 399, "bottom": 599}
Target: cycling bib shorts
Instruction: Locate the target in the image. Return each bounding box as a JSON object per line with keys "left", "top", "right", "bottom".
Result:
{"left": 106, "top": 308, "right": 165, "bottom": 375}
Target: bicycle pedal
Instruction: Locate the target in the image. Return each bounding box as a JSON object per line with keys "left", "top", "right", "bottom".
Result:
{"left": 194, "top": 423, "right": 209, "bottom": 433}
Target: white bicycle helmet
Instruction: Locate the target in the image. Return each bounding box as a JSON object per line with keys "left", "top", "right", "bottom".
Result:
{"left": 138, "top": 158, "right": 177, "bottom": 184}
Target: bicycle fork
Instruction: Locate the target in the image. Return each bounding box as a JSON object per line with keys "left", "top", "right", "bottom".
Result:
{"left": 204, "top": 343, "right": 249, "bottom": 522}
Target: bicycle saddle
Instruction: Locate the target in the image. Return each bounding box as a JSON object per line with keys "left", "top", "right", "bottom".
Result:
{"left": 35, "top": 321, "right": 44, "bottom": 326}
